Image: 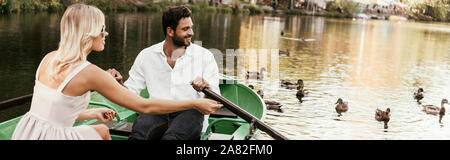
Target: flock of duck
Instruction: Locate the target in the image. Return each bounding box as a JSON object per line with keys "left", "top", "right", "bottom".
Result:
{"left": 245, "top": 69, "right": 449, "bottom": 130}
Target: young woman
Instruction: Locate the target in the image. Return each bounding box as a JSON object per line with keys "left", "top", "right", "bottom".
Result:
{"left": 11, "top": 4, "right": 222, "bottom": 140}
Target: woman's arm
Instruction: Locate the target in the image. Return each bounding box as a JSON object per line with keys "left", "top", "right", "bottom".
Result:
{"left": 75, "top": 108, "right": 116, "bottom": 123}
{"left": 83, "top": 65, "right": 221, "bottom": 115}
{"left": 75, "top": 109, "right": 96, "bottom": 121}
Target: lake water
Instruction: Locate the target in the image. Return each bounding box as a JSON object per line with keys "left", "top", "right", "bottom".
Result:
{"left": 0, "top": 12, "right": 449, "bottom": 140}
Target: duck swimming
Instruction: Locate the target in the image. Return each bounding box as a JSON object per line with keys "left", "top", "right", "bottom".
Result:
{"left": 422, "top": 99, "right": 448, "bottom": 123}
{"left": 254, "top": 89, "right": 282, "bottom": 112}
{"left": 296, "top": 93, "right": 306, "bottom": 103}
{"left": 246, "top": 67, "right": 266, "bottom": 80}
{"left": 414, "top": 88, "right": 424, "bottom": 103}
{"left": 265, "top": 100, "right": 282, "bottom": 112}
{"left": 335, "top": 98, "right": 348, "bottom": 116}
{"left": 375, "top": 108, "right": 391, "bottom": 129}
{"left": 279, "top": 49, "right": 290, "bottom": 56}
{"left": 257, "top": 90, "right": 264, "bottom": 99}
{"left": 280, "top": 79, "right": 302, "bottom": 90}
{"left": 296, "top": 90, "right": 305, "bottom": 103}
{"left": 297, "top": 79, "right": 304, "bottom": 91}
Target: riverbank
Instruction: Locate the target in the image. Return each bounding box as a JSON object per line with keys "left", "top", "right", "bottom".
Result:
{"left": 1, "top": 11, "right": 449, "bottom": 138}
{"left": 0, "top": 0, "right": 448, "bottom": 22}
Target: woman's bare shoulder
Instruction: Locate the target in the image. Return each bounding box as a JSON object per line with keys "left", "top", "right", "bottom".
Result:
{"left": 81, "top": 63, "right": 116, "bottom": 84}
{"left": 45, "top": 51, "right": 57, "bottom": 58}
{"left": 82, "top": 63, "right": 106, "bottom": 76}
{"left": 40, "top": 51, "right": 56, "bottom": 63}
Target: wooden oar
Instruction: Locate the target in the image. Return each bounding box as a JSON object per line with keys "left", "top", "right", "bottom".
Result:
{"left": 0, "top": 94, "right": 33, "bottom": 110}
{"left": 201, "top": 87, "right": 289, "bottom": 140}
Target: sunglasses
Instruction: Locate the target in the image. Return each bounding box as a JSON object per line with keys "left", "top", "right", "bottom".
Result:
{"left": 100, "top": 25, "right": 107, "bottom": 37}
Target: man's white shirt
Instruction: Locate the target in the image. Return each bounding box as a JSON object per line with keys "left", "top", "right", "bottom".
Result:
{"left": 124, "top": 41, "right": 220, "bottom": 133}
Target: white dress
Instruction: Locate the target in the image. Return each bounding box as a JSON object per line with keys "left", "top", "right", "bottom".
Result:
{"left": 11, "top": 60, "right": 102, "bottom": 140}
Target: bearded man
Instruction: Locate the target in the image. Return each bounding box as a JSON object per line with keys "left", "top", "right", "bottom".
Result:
{"left": 108, "top": 6, "right": 220, "bottom": 140}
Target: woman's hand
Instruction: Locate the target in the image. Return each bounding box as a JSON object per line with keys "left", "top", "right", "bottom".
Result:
{"left": 92, "top": 108, "right": 117, "bottom": 123}
{"left": 194, "top": 98, "right": 223, "bottom": 115}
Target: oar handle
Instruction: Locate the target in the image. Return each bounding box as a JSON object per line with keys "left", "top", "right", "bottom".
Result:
{"left": 202, "top": 87, "right": 288, "bottom": 140}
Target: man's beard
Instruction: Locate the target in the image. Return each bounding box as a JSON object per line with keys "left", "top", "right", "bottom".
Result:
{"left": 172, "top": 32, "right": 191, "bottom": 47}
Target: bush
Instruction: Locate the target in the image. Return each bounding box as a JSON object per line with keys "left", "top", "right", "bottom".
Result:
{"left": 231, "top": 0, "right": 240, "bottom": 14}
{"left": 263, "top": 8, "right": 272, "bottom": 14}
{"left": 187, "top": 4, "right": 201, "bottom": 13}
{"left": 261, "top": 6, "right": 273, "bottom": 14}
{"left": 245, "top": 4, "right": 262, "bottom": 14}
{"left": 205, "top": 6, "right": 216, "bottom": 13}
{"left": 240, "top": 8, "right": 250, "bottom": 14}
{"left": 48, "top": 0, "right": 64, "bottom": 12}
{"left": 0, "top": 0, "right": 284, "bottom": 16}
{"left": 1, "top": 0, "right": 60, "bottom": 13}
{"left": 426, "top": 1, "right": 448, "bottom": 21}
{"left": 196, "top": 0, "right": 209, "bottom": 8}
{"left": 285, "top": 9, "right": 304, "bottom": 15}
{"left": 409, "top": 0, "right": 449, "bottom": 22}
{"left": 219, "top": 7, "right": 232, "bottom": 14}
{"left": 326, "top": 0, "right": 358, "bottom": 17}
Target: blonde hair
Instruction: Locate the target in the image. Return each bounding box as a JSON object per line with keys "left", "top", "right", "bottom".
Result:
{"left": 47, "top": 4, "right": 105, "bottom": 80}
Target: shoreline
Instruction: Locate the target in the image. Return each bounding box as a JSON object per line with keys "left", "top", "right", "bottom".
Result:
{"left": 0, "top": 1, "right": 448, "bottom": 23}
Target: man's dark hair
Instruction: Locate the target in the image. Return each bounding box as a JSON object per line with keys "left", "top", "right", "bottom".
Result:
{"left": 162, "top": 6, "right": 192, "bottom": 37}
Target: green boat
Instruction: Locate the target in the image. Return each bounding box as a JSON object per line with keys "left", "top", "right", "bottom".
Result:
{"left": 0, "top": 76, "right": 266, "bottom": 140}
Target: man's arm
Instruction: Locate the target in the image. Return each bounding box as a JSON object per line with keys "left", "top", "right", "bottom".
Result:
{"left": 123, "top": 52, "right": 147, "bottom": 95}
{"left": 202, "top": 52, "right": 220, "bottom": 95}
{"left": 191, "top": 50, "right": 220, "bottom": 96}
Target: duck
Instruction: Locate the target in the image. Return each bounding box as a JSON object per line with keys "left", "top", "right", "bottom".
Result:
{"left": 413, "top": 88, "right": 424, "bottom": 103}
{"left": 335, "top": 98, "right": 348, "bottom": 116}
{"left": 265, "top": 100, "right": 282, "bottom": 112}
{"left": 248, "top": 85, "right": 255, "bottom": 90}
{"left": 280, "top": 79, "right": 298, "bottom": 89}
{"left": 422, "top": 99, "right": 448, "bottom": 123}
{"left": 280, "top": 79, "right": 295, "bottom": 86}
{"left": 281, "top": 79, "right": 304, "bottom": 89}
{"left": 279, "top": 49, "right": 290, "bottom": 56}
{"left": 257, "top": 90, "right": 264, "bottom": 99}
{"left": 281, "top": 82, "right": 296, "bottom": 89}
{"left": 296, "top": 80, "right": 306, "bottom": 103}
{"left": 255, "top": 89, "right": 282, "bottom": 112}
{"left": 296, "top": 88, "right": 305, "bottom": 103}
{"left": 246, "top": 67, "right": 266, "bottom": 80}
{"left": 297, "top": 79, "right": 304, "bottom": 90}
{"left": 375, "top": 108, "right": 391, "bottom": 129}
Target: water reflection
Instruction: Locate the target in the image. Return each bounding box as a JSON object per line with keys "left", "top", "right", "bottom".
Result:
{"left": 237, "top": 16, "right": 449, "bottom": 140}
{"left": 0, "top": 13, "right": 449, "bottom": 139}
